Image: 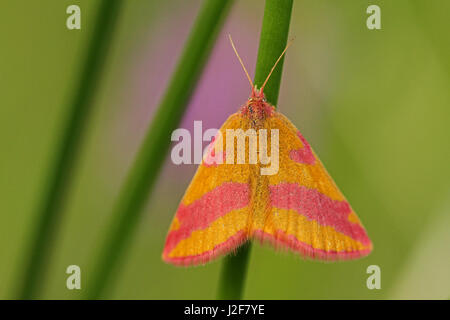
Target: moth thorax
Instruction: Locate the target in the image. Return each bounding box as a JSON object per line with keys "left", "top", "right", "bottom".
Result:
{"left": 241, "top": 99, "right": 274, "bottom": 121}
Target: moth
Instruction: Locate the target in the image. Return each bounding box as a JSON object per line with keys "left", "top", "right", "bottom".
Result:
{"left": 162, "top": 36, "right": 372, "bottom": 265}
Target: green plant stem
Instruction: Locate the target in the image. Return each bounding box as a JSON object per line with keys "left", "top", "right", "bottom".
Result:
{"left": 254, "top": 0, "right": 294, "bottom": 105}
{"left": 86, "top": 0, "right": 234, "bottom": 299}
{"left": 15, "top": 0, "right": 123, "bottom": 299}
{"left": 217, "top": 0, "right": 293, "bottom": 300}
{"left": 217, "top": 243, "right": 252, "bottom": 300}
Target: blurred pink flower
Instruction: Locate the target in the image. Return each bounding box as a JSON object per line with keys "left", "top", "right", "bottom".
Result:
{"left": 115, "top": 5, "right": 261, "bottom": 180}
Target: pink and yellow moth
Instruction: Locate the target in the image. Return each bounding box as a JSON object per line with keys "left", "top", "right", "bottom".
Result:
{"left": 162, "top": 36, "right": 372, "bottom": 266}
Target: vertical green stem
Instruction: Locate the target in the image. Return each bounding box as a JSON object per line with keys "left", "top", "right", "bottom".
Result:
{"left": 253, "top": 0, "right": 294, "bottom": 105}
{"left": 217, "top": 0, "right": 293, "bottom": 300}
{"left": 15, "top": 0, "right": 123, "bottom": 299}
{"left": 86, "top": 0, "right": 234, "bottom": 299}
{"left": 218, "top": 243, "right": 252, "bottom": 300}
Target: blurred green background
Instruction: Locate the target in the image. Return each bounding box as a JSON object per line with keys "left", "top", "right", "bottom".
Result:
{"left": 0, "top": 0, "right": 449, "bottom": 299}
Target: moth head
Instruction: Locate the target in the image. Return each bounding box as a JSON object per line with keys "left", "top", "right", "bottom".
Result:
{"left": 243, "top": 86, "right": 273, "bottom": 120}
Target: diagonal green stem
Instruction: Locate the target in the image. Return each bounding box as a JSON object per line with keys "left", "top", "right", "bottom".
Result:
{"left": 15, "top": 0, "right": 123, "bottom": 299}
{"left": 86, "top": 0, "right": 234, "bottom": 299}
{"left": 217, "top": 0, "right": 293, "bottom": 300}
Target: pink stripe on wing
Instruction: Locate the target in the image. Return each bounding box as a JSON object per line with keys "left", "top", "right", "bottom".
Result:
{"left": 164, "top": 182, "right": 249, "bottom": 255}
{"left": 269, "top": 183, "right": 371, "bottom": 245}
{"left": 253, "top": 229, "right": 371, "bottom": 261}
{"left": 164, "top": 231, "right": 247, "bottom": 266}
{"left": 289, "top": 131, "right": 316, "bottom": 165}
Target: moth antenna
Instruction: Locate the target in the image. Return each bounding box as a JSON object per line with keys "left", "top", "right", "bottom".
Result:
{"left": 260, "top": 38, "right": 294, "bottom": 93}
{"left": 228, "top": 34, "right": 254, "bottom": 89}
